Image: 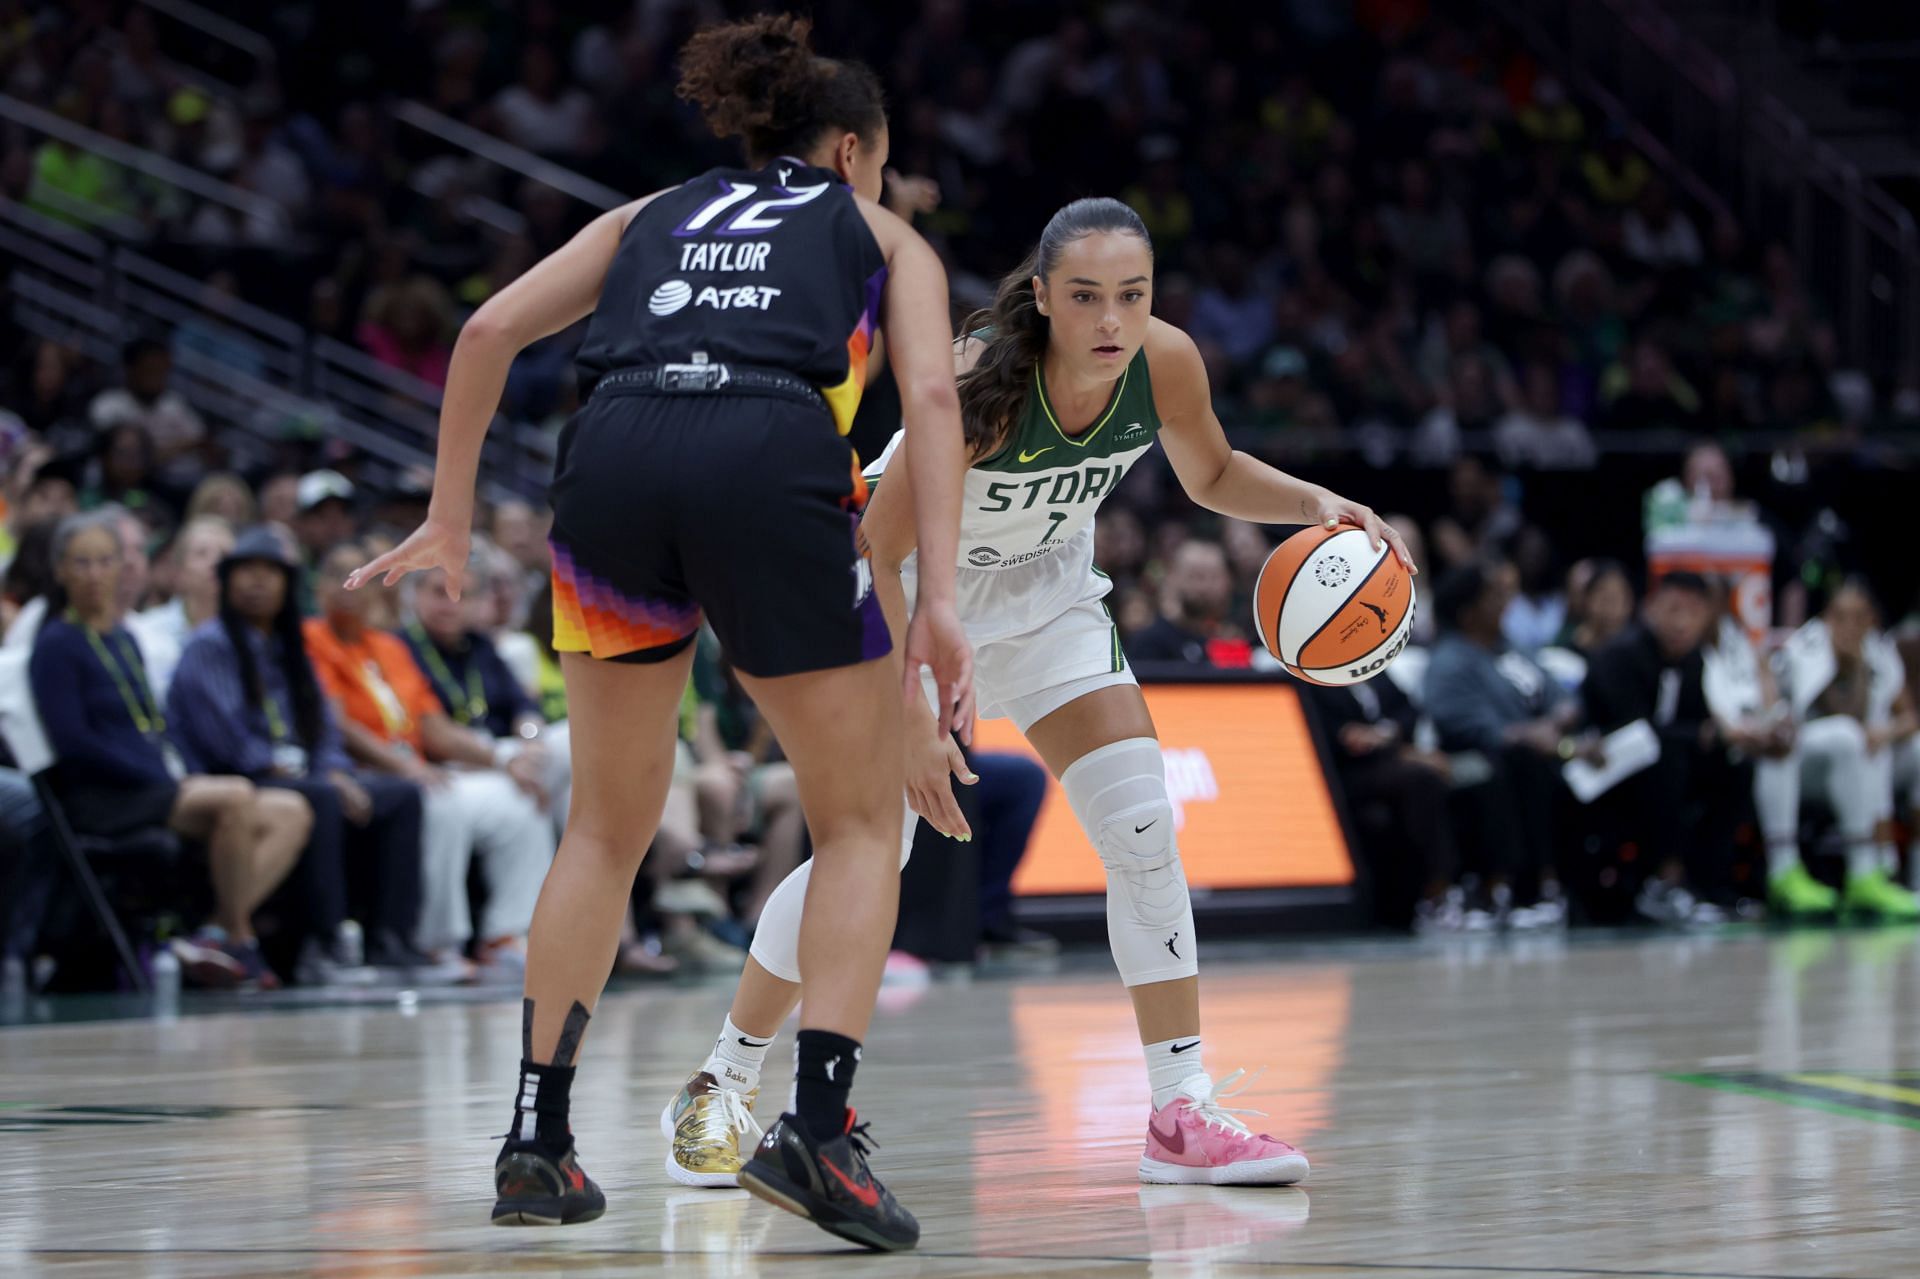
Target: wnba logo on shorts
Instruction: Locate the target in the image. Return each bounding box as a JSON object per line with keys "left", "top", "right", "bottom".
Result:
{"left": 649, "top": 280, "right": 693, "bottom": 315}
{"left": 851, "top": 556, "right": 874, "bottom": 607}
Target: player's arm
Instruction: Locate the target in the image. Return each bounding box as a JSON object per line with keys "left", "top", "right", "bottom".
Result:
{"left": 348, "top": 190, "right": 670, "bottom": 596}
{"left": 1149, "top": 319, "right": 1415, "bottom": 572}
{"left": 858, "top": 198, "right": 973, "bottom": 735}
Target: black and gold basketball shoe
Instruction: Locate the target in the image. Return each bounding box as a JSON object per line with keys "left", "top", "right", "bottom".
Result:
{"left": 738, "top": 1110, "right": 919, "bottom": 1252}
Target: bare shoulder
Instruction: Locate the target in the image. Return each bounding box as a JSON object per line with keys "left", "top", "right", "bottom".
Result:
{"left": 1143, "top": 316, "right": 1208, "bottom": 414}
{"left": 852, "top": 194, "right": 916, "bottom": 257}
{"left": 1143, "top": 315, "right": 1203, "bottom": 372}
{"left": 615, "top": 186, "right": 678, "bottom": 232}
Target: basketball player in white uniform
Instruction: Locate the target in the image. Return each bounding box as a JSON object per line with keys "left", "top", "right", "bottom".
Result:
{"left": 663, "top": 198, "right": 1414, "bottom": 1188}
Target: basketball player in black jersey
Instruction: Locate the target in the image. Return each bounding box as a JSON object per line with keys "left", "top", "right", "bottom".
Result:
{"left": 350, "top": 15, "right": 972, "bottom": 1252}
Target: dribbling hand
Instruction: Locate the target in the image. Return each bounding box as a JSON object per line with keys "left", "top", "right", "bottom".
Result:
{"left": 345, "top": 518, "right": 471, "bottom": 596}
{"left": 905, "top": 597, "right": 974, "bottom": 745}
{"left": 1307, "top": 489, "right": 1417, "bottom": 575}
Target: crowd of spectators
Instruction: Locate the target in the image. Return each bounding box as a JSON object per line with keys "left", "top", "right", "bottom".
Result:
{"left": 6, "top": 0, "right": 1918, "bottom": 443}
{"left": 3, "top": 1, "right": 1919, "bottom": 990}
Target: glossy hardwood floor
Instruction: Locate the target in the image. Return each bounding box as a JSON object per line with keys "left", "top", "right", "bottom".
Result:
{"left": 2, "top": 928, "right": 1915, "bottom": 1278}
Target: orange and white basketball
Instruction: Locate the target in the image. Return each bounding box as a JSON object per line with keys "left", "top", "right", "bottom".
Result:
{"left": 1253, "top": 524, "right": 1415, "bottom": 686}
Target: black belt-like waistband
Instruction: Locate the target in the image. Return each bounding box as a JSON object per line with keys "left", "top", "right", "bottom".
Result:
{"left": 593, "top": 363, "right": 828, "bottom": 413}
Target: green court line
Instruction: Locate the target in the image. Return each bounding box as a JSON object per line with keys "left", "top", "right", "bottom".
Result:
{"left": 1666, "top": 1073, "right": 1920, "bottom": 1132}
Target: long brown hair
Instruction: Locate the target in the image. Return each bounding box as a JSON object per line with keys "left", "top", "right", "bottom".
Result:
{"left": 956, "top": 198, "right": 1152, "bottom": 459}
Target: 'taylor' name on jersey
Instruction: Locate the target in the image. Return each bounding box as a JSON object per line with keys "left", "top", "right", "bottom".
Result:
{"left": 679, "top": 242, "right": 772, "bottom": 272}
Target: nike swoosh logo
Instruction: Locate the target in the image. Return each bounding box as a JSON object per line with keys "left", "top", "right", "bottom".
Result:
{"left": 1135, "top": 821, "right": 1157, "bottom": 834}
{"left": 1149, "top": 1116, "right": 1185, "bottom": 1154}
{"left": 819, "top": 1153, "right": 880, "bottom": 1207}
{"left": 737, "top": 1037, "right": 772, "bottom": 1048}
{"left": 1017, "top": 446, "right": 1055, "bottom": 463}
{"left": 1170, "top": 1040, "right": 1200, "bottom": 1054}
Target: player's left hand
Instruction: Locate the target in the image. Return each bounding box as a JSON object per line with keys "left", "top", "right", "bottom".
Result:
{"left": 1309, "top": 489, "right": 1416, "bottom": 575}
{"left": 345, "top": 517, "right": 471, "bottom": 596}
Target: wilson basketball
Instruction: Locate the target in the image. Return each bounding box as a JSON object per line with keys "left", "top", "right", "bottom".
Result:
{"left": 1253, "top": 524, "right": 1415, "bottom": 686}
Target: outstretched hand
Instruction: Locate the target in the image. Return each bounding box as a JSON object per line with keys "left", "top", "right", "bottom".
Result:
{"left": 345, "top": 518, "right": 471, "bottom": 596}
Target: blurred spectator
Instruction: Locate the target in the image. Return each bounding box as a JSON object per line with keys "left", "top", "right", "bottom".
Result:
{"left": 357, "top": 276, "right": 456, "bottom": 388}
{"left": 10, "top": 341, "right": 92, "bottom": 435}
{"left": 0, "top": 765, "right": 54, "bottom": 994}
{"left": 1127, "top": 540, "right": 1239, "bottom": 666}
{"left": 492, "top": 45, "right": 597, "bottom": 158}
{"left": 184, "top": 473, "right": 257, "bottom": 528}
{"left": 1557, "top": 558, "right": 1637, "bottom": 661}
{"left": 1495, "top": 362, "right": 1596, "bottom": 469}
{"left": 1302, "top": 674, "right": 1462, "bottom": 933}
{"left": 1622, "top": 178, "right": 1703, "bottom": 271}
{"left": 304, "top": 543, "right": 554, "bottom": 979}
{"left": 258, "top": 471, "right": 301, "bottom": 527}
{"left": 1583, "top": 572, "right": 1750, "bottom": 925}
{"left": 29, "top": 510, "right": 311, "bottom": 988}
{"left": 1501, "top": 526, "right": 1565, "bottom": 654}
{"left": 966, "top": 749, "right": 1056, "bottom": 954}
{"left": 1425, "top": 562, "right": 1581, "bottom": 925}
{"left": 167, "top": 528, "right": 435, "bottom": 981}
{"left": 1774, "top": 580, "right": 1920, "bottom": 919}
{"left": 1, "top": 519, "right": 57, "bottom": 650}
{"left": 1429, "top": 457, "right": 1522, "bottom": 571}
{"left": 294, "top": 471, "right": 357, "bottom": 561}
{"left": 402, "top": 561, "right": 570, "bottom": 834}
{"left": 137, "top": 515, "right": 232, "bottom": 697}
{"left": 87, "top": 339, "right": 208, "bottom": 474}
{"left": 1600, "top": 339, "right": 1700, "bottom": 433}
{"left": 81, "top": 423, "right": 162, "bottom": 515}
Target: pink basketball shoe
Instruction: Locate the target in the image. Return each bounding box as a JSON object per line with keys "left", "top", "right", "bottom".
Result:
{"left": 1139, "top": 1071, "right": 1310, "bottom": 1186}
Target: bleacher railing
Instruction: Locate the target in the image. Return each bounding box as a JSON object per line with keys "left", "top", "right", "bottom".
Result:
{"left": 0, "top": 203, "right": 551, "bottom": 501}
{"left": 1492, "top": 0, "right": 1920, "bottom": 382}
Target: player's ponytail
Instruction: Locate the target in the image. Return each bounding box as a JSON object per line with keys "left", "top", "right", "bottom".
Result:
{"left": 676, "top": 14, "right": 886, "bottom": 165}
{"left": 958, "top": 198, "right": 1152, "bottom": 459}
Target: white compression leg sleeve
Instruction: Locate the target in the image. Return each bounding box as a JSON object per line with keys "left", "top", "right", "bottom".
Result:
{"left": 1059, "top": 737, "right": 1197, "bottom": 987}
{"left": 746, "top": 802, "right": 919, "bottom": 984}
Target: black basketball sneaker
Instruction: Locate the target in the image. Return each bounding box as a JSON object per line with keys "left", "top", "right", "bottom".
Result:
{"left": 738, "top": 1110, "right": 919, "bottom": 1252}
{"left": 491, "top": 1140, "right": 606, "bottom": 1226}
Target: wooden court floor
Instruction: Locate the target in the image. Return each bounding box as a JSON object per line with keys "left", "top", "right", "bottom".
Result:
{"left": 1, "top": 929, "right": 1916, "bottom": 1278}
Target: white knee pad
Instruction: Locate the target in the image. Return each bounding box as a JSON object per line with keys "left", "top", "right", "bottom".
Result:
{"left": 1061, "top": 737, "right": 1198, "bottom": 986}
{"left": 747, "top": 802, "right": 917, "bottom": 984}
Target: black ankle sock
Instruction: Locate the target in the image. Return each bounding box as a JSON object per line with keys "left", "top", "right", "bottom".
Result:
{"left": 793, "top": 1029, "right": 862, "bottom": 1141}
{"left": 511, "top": 1059, "right": 575, "bottom": 1151}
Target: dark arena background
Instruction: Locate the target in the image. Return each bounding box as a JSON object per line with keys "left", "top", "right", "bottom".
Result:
{"left": 1, "top": 1, "right": 1917, "bottom": 1276}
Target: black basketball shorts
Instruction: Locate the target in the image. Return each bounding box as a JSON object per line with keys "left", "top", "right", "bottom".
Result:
{"left": 547, "top": 386, "right": 889, "bottom": 679}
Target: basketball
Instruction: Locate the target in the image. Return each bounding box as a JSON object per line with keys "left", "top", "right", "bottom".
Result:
{"left": 1253, "top": 524, "right": 1415, "bottom": 686}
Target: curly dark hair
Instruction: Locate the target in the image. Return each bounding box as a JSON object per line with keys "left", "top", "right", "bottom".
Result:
{"left": 676, "top": 13, "right": 886, "bottom": 165}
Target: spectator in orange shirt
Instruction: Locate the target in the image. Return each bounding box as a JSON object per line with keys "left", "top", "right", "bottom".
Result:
{"left": 304, "top": 542, "right": 554, "bottom": 980}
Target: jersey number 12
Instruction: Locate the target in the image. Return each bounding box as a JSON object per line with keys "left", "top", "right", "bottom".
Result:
{"left": 675, "top": 181, "right": 829, "bottom": 237}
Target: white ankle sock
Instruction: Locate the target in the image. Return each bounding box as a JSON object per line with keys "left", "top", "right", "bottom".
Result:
{"left": 1144, "top": 1036, "right": 1207, "bottom": 1110}
{"left": 1846, "top": 843, "right": 1883, "bottom": 882}
{"left": 1765, "top": 841, "right": 1803, "bottom": 880}
{"left": 703, "top": 1015, "right": 772, "bottom": 1093}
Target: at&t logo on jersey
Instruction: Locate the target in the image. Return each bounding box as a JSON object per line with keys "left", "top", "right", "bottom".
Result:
{"left": 647, "top": 281, "right": 783, "bottom": 316}
{"left": 695, "top": 284, "right": 783, "bottom": 311}
{"left": 649, "top": 280, "right": 693, "bottom": 315}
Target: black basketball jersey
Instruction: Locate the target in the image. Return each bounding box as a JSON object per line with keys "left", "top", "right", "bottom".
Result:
{"left": 576, "top": 158, "right": 888, "bottom": 435}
